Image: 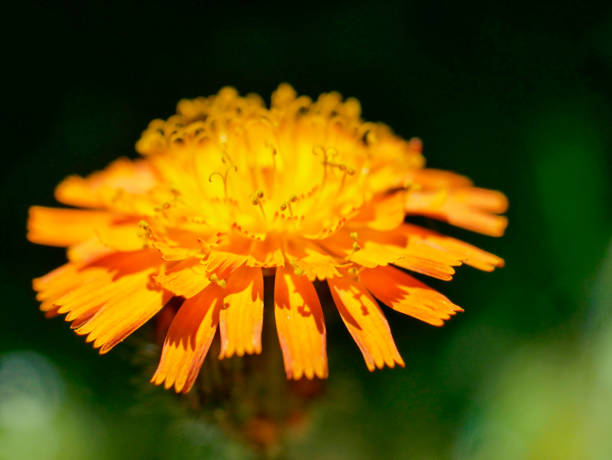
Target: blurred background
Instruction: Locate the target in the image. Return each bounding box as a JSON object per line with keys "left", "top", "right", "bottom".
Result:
{"left": 3, "top": 1, "right": 612, "bottom": 458}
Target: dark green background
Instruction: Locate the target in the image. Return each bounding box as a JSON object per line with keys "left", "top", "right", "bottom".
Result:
{"left": 3, "top": 1, "right": 611, "bottom": 458}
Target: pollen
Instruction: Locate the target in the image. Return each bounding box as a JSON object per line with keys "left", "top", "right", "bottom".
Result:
{"left": 28, "top": 83, "right": 508, "bottom": 393}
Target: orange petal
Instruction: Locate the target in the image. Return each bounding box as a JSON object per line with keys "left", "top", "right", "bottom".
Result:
{"left": 204, "top": 249, "right": 249, "bottom": 273}
{"left": 34, "top": 250, "right": 164, "bottom": 352}
{"left": 318, "top": 228, "right": 406, "bottom": 269}
{"left": 74, "top": 272, "right": 170, "bottom": 354}
{"left": 151, "top": 285, "right": 223, "bottom": 393}
{"left": 393, "top": 255, "right": 457, "bottom": 281}
{"left": 218, "top": 267, "right": 264, "bottom": 358}
{"left": 451, "top": 187, "right": 509, "bottom": 213}
{"left": 274, "top": 267, "right": 328, "bottom": 379}
{"left": 34, "top": 249, "right": 159, "bottom": 305}
{"left": 350, "top": 240, "right": 406, "bottom": 268}
{"left": 27, "top": 206, "right": 120, "bottom": 247}
{"left": 328, "top": 276, "right": 404, "bottom": 371}
{"left": 285, "top": 238, "right": 341, "bottom": 281}
{"left": 155, "top": 259, "right": 211, "bottom": 298}
{"left": 66, "top": 239, "right": 114, "bottom": 263}
{"left": 411, "top": 169, "right": 473, "bottom": 188}
{"left": 349, "top": 192, "right": 405, "bottom": 231}
{"left": 34, "top": 263, "right": 82, "bottom": 302}
{"left": 405, "top": 188, "right": 508, "bottom": 237}
{"left": 246, "top": 237, "right": 284, "bottom": 268}
{"left": 405, "top": 168, "right": 508, "bottom": 237}
{"left": 95, "top": 224, "right": 145, "bottom": 252}
{"left": 57, "top": 268, "right": 138, "bottom": 320}
{"left": 55, "top": 158, "right": 156, "bottom": 208}
{"left": 361, "top": 265, "right": 463, "bottom": 326}
{"left": 148, "top": 227, "right": 204, "bottom": 261}
{"left": 401, "top": 224, "right": 504, "bottom": 272}
{"left": 319, "top": 227, "right": 457, "bottom": 280}
{"left": 440, "top": 197, "right": 508, "bottom": 236}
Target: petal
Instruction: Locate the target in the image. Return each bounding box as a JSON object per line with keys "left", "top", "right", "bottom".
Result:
{"left": 401, "top": 224, "right": 504, "bottom": 272}
{"left": 393, "top": 255, "right": 457, "bottom": 281}
{"left": 55, "top": 158, "right": 156, "bottom": 208}
{"left": 58, "top": 267, "right": 145, "bottom": 322}
{"left": 74, "top": 274, "right": 170, "bottom": 354}
{"left": 95, "top": 224, "right": 146, "bottom": 252}
{"left": 151, "top": 284, "right": 223, "bottom": 393}
{"left": 405, "top": 188, "right": 508, "bottom": 237}
{"left": 218, "top": 267, "right": 264, "bottom": 358}
{"left": 285, "top": 238, "right": 341, "bottom": 281}
{"left": 154, "top": 255, "right": 242, "bottom": 299}
{"left": 34, "top": 263, "right": 82, "bottom": 303}
{"left": 350, "top": 240, "right": 406, "bottom": 268}
{"left": 34, "top": 249, "right": 159, "bottom": 306}
{"left": 410, "top": 169, "right": 472, "bottom": 188}
{"left": 155, "top": 259, "right": 211, "bottom": 298}
{"left": 451, "top": 187, "right": 509, "bottom": 213}
{"left": 274, "top": 267, "right": 328, "bottom": 379}
{"left": 328, "top": 276, "right": 404, "bottom": 371}
{"left": 405, "top": 168, "right": 508, "bottom": 237}
{"left": 318, "top": 228, "right": 406, "bottom": 269}
{"left": 35, "top": 250, "right": 165, "bottom": 353}
{"left": 319, "top": 227, "right": 457, "bottom": 280}
{"left": 361, "top": 265, "right": 463, "bottom": 326}
{"left": 27, "top": 206, "right": 121, "bottom": 247}
{"left": 349, "top": 192, "right": 405, "bottom": 231}
{"left": 65, "top": 239, "right": 107, "bottom": 263}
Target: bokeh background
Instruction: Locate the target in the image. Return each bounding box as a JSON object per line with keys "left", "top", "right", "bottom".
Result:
{"left": 3, "top": 1, "right": 612, "bottom": 458}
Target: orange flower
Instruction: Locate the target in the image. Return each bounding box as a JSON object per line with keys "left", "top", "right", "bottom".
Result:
{"left": 28, "top": 84, "right": 507, "bottom": 393}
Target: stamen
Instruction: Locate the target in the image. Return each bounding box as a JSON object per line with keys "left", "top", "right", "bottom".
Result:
{"left": 338, "top": 165, "right": 355, "bottom": 193}
{"left": 208, "top": 170, "right": 230, "bottom": 199}
{"left": 265, "top": 141, "right": 278, "bottom": 172}
{"left": 251, "top": 189, "right": 267, "bottom": 220}
{"left": 208, "top": 166, "right": 238, "bottom": 200}
{"left": 220, "top": 144, "right": 238, "bottom": 172}
{"left": 208, "top": 273, "right": 227, "bottom": 288}
{"left": 290, "top": 261, "right": 304, "bottom": 276}
{"left": 313, "top": 145, "right": 355, "bottom": 190}
{"left": 313, "top": 145, "right": 330, "bottom": 186}
{"left": 136, "top": 220, "right": 152, "bottom": 240}
{"left": 280, "top": 194, "right": 298, "bottom": 217}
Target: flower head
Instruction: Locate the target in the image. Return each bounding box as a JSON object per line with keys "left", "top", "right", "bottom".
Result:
{"left": 28, "top": 84, "right": 507, "bottom": 393}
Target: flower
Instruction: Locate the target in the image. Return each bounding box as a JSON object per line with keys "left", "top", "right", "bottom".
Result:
{"left": 28, "top": 84, "right": 508, "bottom": 393}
